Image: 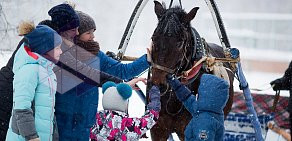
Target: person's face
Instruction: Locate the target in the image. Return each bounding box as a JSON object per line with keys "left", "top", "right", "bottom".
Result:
{"left": 46, "top": 44, "right": 62, "bottom": 62}
{"left": 61, "top": 27, "right": 79, "bottom": 40}
{"left": 79, "top": 29, "right": 95, "bottom": 42}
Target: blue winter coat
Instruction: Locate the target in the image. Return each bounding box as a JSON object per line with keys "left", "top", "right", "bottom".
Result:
{"left": 6, "top": 44, "right": 57, "bottom": 141}
{"left": 55, "top": 50, "right": 149, "bottom": 141}
{"left": 182, "top": 74, "right": 229, "bottom": 141}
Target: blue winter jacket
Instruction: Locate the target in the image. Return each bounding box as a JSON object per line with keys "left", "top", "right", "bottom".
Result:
{"left": 6, "top": 45, "right": 56, "bottom": 141}
{"left": 168, "top": 74, "right": 229, "bottom": 141}
{"left": 55, "top": 50, "right": 149, "bottom": 141}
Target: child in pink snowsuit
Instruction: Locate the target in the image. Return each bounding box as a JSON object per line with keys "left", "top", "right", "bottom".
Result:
{"left": 90, "top": 82, "right": 161, "bottom": 140}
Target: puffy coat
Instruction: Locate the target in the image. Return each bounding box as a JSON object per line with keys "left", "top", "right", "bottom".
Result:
{"left": 0, "top": 39, "right": 26, "bottom": 139}
{"left": 6, "top": 44, "right": 57, "bottom": 141}
{"left": 168, "top": 74, "right": 229, "bottom": 141}
{"left": 55, "top": 43, "right": 150, "bottom": 141}
{"left": 90, "top": 110, "right": 159, "bottom": 141}
{"left": 185, "top": 74, "right": 229, "bottom": 141}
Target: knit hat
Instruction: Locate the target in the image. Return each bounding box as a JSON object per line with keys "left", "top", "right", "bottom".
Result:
{"left": 38, "top": 19, "right": 58, "bottom": 31}
{"left": 76, "top": 11, "right": 96, "bottom": 35}
{"left": 19, "top": 22, "right": 62, "bottom": 55}
{"left": 102, "top": 82, "right": 132, "bottom": 112}
{"left": 48, "top": 4, "right": 80, "bottom": 33}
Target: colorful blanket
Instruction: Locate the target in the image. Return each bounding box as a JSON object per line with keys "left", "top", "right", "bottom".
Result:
{"left": 224, "top": 92, "right": 289, "bottom": 140}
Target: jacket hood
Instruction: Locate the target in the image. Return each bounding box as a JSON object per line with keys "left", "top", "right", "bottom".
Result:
{"left": 13, "top": 44, "right": 55, "bottom": 74}
{"left": 197, "top": 74, "right": 229, "bottom": 114}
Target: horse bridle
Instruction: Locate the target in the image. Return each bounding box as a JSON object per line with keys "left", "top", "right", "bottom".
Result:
{"left": 150, "top": 27, "right": 194, "bottom": 116}
{"left": 150, "top": 29, "right": 192, "bottom": 76}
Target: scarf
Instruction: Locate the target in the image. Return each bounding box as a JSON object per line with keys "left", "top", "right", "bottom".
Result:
{"left": 74, "top": 38, "right": 100, "bottom": 61}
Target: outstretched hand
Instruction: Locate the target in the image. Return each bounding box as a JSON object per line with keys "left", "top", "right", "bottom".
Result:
{"left": 146, "top": 42, "right": 152, "bottom": 63}
{"left": 126, "top": 77, "right": 147, "bottom": 90}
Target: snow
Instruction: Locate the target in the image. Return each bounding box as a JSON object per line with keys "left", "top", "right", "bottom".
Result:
{"left": 0, "top": 51, "right": 12, "bottom": 68}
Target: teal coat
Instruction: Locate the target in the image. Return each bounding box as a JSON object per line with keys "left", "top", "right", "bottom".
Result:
{"left": 6, "top": 44, "right": 57, "bottom": 141}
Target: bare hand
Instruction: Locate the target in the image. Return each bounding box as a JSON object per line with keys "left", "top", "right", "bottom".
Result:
{"left": 29, "top": 138, "right": 40, "bottom": 141}
{"left": 146, "top": 42, "right": 152, "bottom": 63}
{"left": 126, "top": 77, "right": 147, "bottom": 90}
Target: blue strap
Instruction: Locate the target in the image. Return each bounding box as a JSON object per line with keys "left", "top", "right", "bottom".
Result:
{"left": 237, "top": 62, "right": 264, "bottom": 141}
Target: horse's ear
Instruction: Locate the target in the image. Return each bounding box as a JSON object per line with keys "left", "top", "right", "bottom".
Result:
{"left": 154, "top": 1, "right": 165, "bottom": 19}
{"left": 184, "top": 7, "right": 199, "bottom": 23}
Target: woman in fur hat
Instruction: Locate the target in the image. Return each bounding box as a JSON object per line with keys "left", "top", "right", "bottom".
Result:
{"left": 5, "top": 22, "right": 63, "bottom": 141}
{"left": 54, "top": 10, "right": 151, "bottom": 141}
{"left": 90, "top": 82, "right": 161, "bottom": 141}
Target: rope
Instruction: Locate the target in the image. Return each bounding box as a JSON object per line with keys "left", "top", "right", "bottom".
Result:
{"left": 165, "top": 91, "right": 184, "bottom": 116}
{"left": 272, "top": 90, "right": 280, "bottom": 113}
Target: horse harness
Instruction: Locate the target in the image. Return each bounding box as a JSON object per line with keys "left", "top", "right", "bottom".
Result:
{"left": 149, "top": 27, "right": 206, "bottom": 77}
{"left": 149, "top": 27, "right": 207, "bottom": 116}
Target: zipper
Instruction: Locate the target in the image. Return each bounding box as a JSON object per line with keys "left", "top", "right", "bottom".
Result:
{"left": 47, "top": 76, "right": 54, "bottom": 141}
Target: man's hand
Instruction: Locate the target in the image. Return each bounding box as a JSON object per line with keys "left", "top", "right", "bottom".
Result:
{"left": 146, "top": 42, "right": 152, "bottom": 63}
{"left": 126, "top": 77, "right": 147, "bottom": 90}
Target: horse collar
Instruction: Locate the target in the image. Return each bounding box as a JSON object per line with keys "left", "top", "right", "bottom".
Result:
{"left": 191, "top": 28, "right": 204, "bottom": 61}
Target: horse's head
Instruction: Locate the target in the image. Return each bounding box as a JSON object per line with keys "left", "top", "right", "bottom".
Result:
{"left": 151, "top": 1, "right": 199, "bottom": 85}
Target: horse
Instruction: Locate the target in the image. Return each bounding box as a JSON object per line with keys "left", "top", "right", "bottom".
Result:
{"left": 146, "top": 1, "right": 235, "bottom": 140}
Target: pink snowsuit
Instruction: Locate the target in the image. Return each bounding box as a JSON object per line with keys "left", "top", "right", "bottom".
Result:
{"left": 90, "top": 109, "right": 159, "bottom": 141}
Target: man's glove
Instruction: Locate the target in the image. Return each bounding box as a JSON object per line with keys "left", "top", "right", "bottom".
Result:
{"left": 270, "top": 78, "right": 283, "bottom": 91}
{"left": 166, "top": 74, "right": 192, "bottom": 102}
{"left": 147, "top": 86, "right": 161, "bottom": 111}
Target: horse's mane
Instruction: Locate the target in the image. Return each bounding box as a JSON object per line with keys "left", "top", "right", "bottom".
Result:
{"left": 155, "top": 7, "right": 189, "bottom": 36}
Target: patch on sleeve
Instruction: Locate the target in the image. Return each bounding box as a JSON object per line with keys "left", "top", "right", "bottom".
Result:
{"left": 198, "top": 130, "right": 208, "bottom": 140}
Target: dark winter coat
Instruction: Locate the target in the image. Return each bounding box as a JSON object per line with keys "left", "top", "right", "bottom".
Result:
{"left": 270, "top": 61, "right": 292, "bottom": 140}
{"left": 167, "top": 74, "right": 229, "bottom": 141}
{"left": 0, "top": 38, "right": 26, "bottom": 139}
{"left": 55, "top": 42, "right": 150, "bottom": 141}
{"left": 280, "top": 61, "right": 292, "bottom": 112}
{"left": 271, "top": 61, "right": 292, "bottom": 112}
